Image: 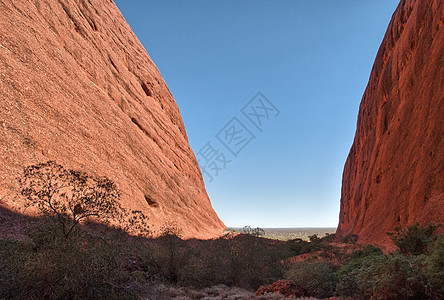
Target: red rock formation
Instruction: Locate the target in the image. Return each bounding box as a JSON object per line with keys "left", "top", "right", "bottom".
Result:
{"left": 0, "top": 0, "right": 225, "bottom": 238}
{"left": 337, "top": 0, "right": 444, "bottom": 245}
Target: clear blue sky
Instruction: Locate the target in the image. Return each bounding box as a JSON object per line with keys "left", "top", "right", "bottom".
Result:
{"left": 114, "top": 0, "right": 400, "bottom": 228}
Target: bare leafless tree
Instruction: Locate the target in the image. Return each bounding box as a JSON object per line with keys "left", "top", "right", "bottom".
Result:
{"left": 20, "top": 161, "right": 123, "bottom": 237}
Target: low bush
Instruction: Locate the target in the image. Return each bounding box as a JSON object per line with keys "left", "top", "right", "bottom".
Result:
{"left": 178, "top": 234, "right": 290, "bottom": 290}
{"left": 153, "top": 223, "right": 188, "bottom": 283}
{"left": 387, "top": 223, "right": 440, "bottom": 255}
{"left": 0, "top": 222, "right": 139, "bottom": 299}
{"left": 286, "top": 261, "right": 338, "bottom": 298}
{"left": 286, "top": 238, "right": 318, "bottom": 255}
{"left": 1, "top": 199, "right": 442, "bottom": 300}
{"left": 336, "top": 242, "right": 438, "bottom": 299}
{"left": 425, "top": 235, "right": 444, "bottom": 299}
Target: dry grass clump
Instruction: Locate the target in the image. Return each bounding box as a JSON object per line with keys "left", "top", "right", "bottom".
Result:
{"left": 148, "top": 284, "right": 318, "bottom": 299}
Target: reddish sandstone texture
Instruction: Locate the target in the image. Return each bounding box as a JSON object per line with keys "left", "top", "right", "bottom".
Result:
{"left": 337, "top": 0, "right": 444, "bottom": 245}
{"left": 0, "top": 0, "right": 225, "bottom": 238}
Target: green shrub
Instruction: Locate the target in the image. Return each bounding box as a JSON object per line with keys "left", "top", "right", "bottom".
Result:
{"left": 372, "top": 254, "right": 428, "bottom": 300}
{"left": 178, "top": 238, "right": 232, "bottom": 287}
{"left": 229, "top": 234, "right": 287, "bottom": 289}
{"left": 286, "top": 261, "right": 338, "bottom": 298}
{"left": 337, "top": 246, "right": 429, "bottom": 299}
{"left": 425, "top": 235, "right": 444, "bottom": 299}
{"left": 321, "top": 233, "right": 337, "bottom": 243}
{"left": 177, "top": 234, "right": 290, "bottom": 290}
{"left": 286, "top": 238, "right": 318, "bottom": 255}
{"left": 0, "top": 219, "right": 157, "bottom": 299}
{"left": 387, "top": 223, "right": 440, "bottom": 255}
{"left": 339, "top": 233, "right": 359, "bottom": 244}
{"left": 336, "top": 245, "right": 384, "bottom": 298}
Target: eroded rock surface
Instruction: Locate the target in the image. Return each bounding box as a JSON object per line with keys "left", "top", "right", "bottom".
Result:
{"left": 0, "top": 0, "right": 225, "bottom": 238}
{"left": 337, "top": 0, "right": 444, "bottom": 244}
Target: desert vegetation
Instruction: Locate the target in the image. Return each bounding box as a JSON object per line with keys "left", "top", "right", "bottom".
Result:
{"left": 227, "top": 227, "right": 336, "bottom": 241}
{"left": 0, "top": 162, "right": 442, "bottom": 299}
{"left": 1, "top": 212, "right": 442, "bottom": 299}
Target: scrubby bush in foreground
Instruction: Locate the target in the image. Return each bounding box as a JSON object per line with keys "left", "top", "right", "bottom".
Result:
{"left": 3, "top": 168, "right": 444, "bottom": 300}
{"left": 337, "top": 251, "right": 428, "bottom": 299}
{"left": 335, "top": 225, "right": 444, "bottom": 300}
{"left": 425, "top": 235, "right": 444, "bottom": 299}
{"left": 0, "top": 222, "right": 142, "bottom": 299}
{"left": 335, "top": 245, "right": 385, "bottom": 298}
{"left": 1, "top": 220, "right": 442, "bottom": 299}
{"left": 178, "top": 234, "right": 290, "bottom": 289}
{"left": 0, "top": 218, "right": 294, "bottom": 298}
{"left": 388, "top": 223, "right": 440, "bottom": 255}
{"left": 286, "top": 260, "right": 338, "bottom": 298}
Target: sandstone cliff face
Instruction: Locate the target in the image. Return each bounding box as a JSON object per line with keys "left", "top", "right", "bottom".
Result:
{"left": 337, "top": 0, "right": 444, "bottom": 244}
{"left": 0, "top": 0, "right": 225, "bottom": 238}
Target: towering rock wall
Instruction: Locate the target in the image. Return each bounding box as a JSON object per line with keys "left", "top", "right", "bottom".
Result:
{"left": 0, "top": 0, "right": 225, "bottom": 238}
{"left": 337, "top": 0, "right": 444, "bottom": 244}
